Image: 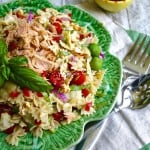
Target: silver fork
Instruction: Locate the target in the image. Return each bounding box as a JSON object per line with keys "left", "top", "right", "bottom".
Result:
{"left": 123, "top": 34, "right": 150, "bottom": 74}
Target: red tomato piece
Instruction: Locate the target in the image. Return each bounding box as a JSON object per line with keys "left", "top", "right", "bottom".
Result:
{"left": 41, "top": 70, "right": 49, "bottom": 78}
{"left": 71, "top": 71, "right": 86, "bottom": 85}
{"left": 0, "top": 104, "right": 13, "bottom": 115}
{"left": 35, "top": 120, "right": 42, "bottom": 126}
{"left": 4, "top": 125, "right": 15, "bottom": 134}
{"left": 68, "top": 63, "right": 73, "bottom": 71}
{"left": 56, "top": 18, "right": 62, "bottom": 23}
{"left": 23, "top": 126, "right": 29, "bottom": 132}
{"left": 36, "top": 92, "right": 43, "bottom": 97}
{"left": 68, "top": 13, "right": 72, "bottom": 17}
{"left": 4, "top": 30, "right": 9, "bottom": 37}
{"left": 85, "top": 102, "right": 92, "bottom": 111}
{"left": 48, "top": 70, "right": 64, "bottom": 88}
{"left": 52, "top": 22, "right": 62, "bottom": 34}
{"left": 87, "top": 33, "right": 92, "bottom": 37}
{"left": 52, "top": 111, "right": 66, "bottom": 122}
{"left": 8, "top": 41, "right": 17, "bottom": 51}
{"left": 82, "top": 89, "right": 90, "bottom": 97}
{"left": 22, "top": 87, "right": 30, "bottom": 97}
{"left": 79, "top": 34, "right": 85, "bottom": 40}
{"left": 9, "top": 91, "right": 20, "bottom": 98}
{"left": 53, "top": 36, "right": 61, "bottom": 43}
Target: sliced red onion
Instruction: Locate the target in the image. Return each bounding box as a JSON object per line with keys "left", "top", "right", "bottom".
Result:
{"left": 57, "top": 93, "right": 68, "bottom": 102}
{"left": 70, "top": 55, "right": 76, "bottom": 62}
{"left": 52, "top": 89, "right": 68, "bottom": 102}
{"left": 60, "top": 17, "right": 71, "bottom": 22}
{"left": 27, "top": 12, "right": 33, "bottom": 23}
{"left": 59, "top": 35, "right": 64, "bottom": 40}
{"left": 87, "top": 36, "right": 93, "bottom": 44}
{"left": 99, "top": 52, "right": 105, "bottom": 59}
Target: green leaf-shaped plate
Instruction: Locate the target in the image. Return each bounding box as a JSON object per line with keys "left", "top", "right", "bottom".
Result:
{"left": 0, "top": 0, "right": 122, "bottom": 149}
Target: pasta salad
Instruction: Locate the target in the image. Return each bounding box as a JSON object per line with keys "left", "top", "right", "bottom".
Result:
{"left": 0, "top": 8, "right": 105, "bottom": 146}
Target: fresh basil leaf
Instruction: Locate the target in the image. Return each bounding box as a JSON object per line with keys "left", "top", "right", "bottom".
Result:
{"left": 0, "top": 38, "right": 8, "bottom": 65}
{"left": 0, "top": 38, "right": 7, "bottom": 55}
{"left": 0, "top": 65, "right": 10, "bottom": 80}
{"left": 9, "top": 56, "right": 28, "bottom": 66}
{"left": 9, "top": 65, "right": 53, "bottom": 92}
{"left": 0, "top": 75, "right": 5, "bottom": 87}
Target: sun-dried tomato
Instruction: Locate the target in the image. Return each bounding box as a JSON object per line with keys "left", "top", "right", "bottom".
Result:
{"left": 85, "top": 102, "right": 92, "bottom": 111}
{"left": 22, "top": 87, "right": 30, "bottom": 97}
{"left": 4, "top": 30, "right": 9, "bottom": 37}
{"left": 52, "top": 22, "right": 62, "bottom": 34}
{"left": 79, "top": 34, "right": 85, "bottom": 40}
{"left": 35, "top": 120, "right": 42, "bottom": 126}
{"left": 4, "top": 125, "right": 15, "bottom": 134}
{"left": 8, "top": 41, "right": 17, "bottom": 51}
{"left": 48, "top": 70, "right": 64, "bottom": 88}
{"left": 82, "top": 89, "right": 90, "bottom": 97}
{"left": 9, "top": 91, "right": 20, "bottom": 98}
{"left": 53, "top": 36, "right": 61, "bottom": 43}
{"left": 41, "top": 70, "right": 49, "bottom": 78}
{"left": 36, "top": 92, "right": 43, "bottom": 97}
{"left": 71, "top": 71, "right": 86, "bottom": 85}
{"left": 0, "top": 104, "right": 13, "bottom": 115}
{"left": 52, "top": 111, "right": 66, "bottom": 122}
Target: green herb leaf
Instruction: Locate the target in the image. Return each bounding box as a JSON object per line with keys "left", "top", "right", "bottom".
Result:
{"left": 44, "top": 94, "right": 50, "bottom": 102}
{"left": 59, "top": 50, "right": 70, "bottom": 56}
{"left": 9, "top": 56, "right": 28, "bottom": 66}
{"left": 0, "top": 75, "right": 5, "bottom": 87}
{"left": 0, "top": 65, "right": 10, "bottom": 80}
{"left": 70, "top": 85, "right": 82, "bottom": 91}
{"left": 9, "top": 64, "right": 53, "bottom": 92}
{"left": 0, "top": 38, "right": 8, "bottom": 65}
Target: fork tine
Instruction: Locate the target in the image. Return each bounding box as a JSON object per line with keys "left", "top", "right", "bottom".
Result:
{"left": 129, "top": 35, "right": 147, "bottom": 62}
{"left": 123, "top": 34, "right": 150, "bottom": 74}
{"left": 142, "top": 56, "right": 150, "bottom": 68}
{"left": 124, "top": 34, "right": 141, "bottom": 62}
{"left": 137, "top": 42, "right": 150, "bottom": 66}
